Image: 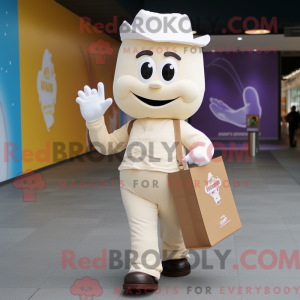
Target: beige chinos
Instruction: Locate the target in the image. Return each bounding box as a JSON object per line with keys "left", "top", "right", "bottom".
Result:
{"left": 87, "top": 117, "right": 212, "bottom": 279}
{"left": 120, "top": 169, "right": 189, "bottom": 279}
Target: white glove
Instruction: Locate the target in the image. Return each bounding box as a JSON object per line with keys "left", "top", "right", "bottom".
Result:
{"left": 182, "top": 143, "right": 214, "bottom": 166}
{"left": 76, "top": 82, "right": 113, "bottom": 123}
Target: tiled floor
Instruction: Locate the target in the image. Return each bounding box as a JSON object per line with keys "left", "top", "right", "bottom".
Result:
{"left": 0, "top": 141, "right": 300, "bottom": 300}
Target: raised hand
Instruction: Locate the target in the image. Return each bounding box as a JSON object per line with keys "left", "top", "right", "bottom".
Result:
{"left": 76, "top": 82, "right": 113, "bottom": 123}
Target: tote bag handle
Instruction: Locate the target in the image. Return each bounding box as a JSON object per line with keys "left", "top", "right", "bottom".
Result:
{"left": 173, "top": 119, "right": 188, "bottom": 170}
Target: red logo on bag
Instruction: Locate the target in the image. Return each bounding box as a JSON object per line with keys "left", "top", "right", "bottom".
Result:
{"left": 87, "top": 39, "right": 113, "bottom": 64}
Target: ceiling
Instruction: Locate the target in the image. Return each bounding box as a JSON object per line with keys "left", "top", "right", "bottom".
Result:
{"left": 202, "top": 34, "right": 300, "bottom": 52}
{"left": 55, "top": 0, "right": 132, "bottom": 42}
{"left": 54, "top": 0, "right": 300, "bottom": 77}
{"left": 55, "top": 0, "right": 300, "bottom": 38}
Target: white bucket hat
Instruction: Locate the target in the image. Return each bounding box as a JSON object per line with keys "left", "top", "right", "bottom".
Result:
{"left": 120, "top": 9, "right": 210, "bottom": 47}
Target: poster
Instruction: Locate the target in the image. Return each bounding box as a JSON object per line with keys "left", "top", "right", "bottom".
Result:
{"left": 18, "top": 0, "right": 121, "bottom": 172}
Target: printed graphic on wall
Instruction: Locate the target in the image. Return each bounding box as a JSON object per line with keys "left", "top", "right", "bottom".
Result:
{"left": 208, "top": 58, "right": 262, "bottom": 128}
{"left": 190, "top": 53, "right": 278, "bottom": 139}
{"left": 37, "top": 49, "right": 57, "bottom": 131}
{"left": 18, "top": 0, "right": 120, "bottom": 172}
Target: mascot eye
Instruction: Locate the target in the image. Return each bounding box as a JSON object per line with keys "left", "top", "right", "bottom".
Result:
{"left": 162, "top": 64, "right": 174, "bottom": 81}
{"left": 159, "top": 58, "right": 178, "bottom": 85}
{"left": 141, "top": 62, "right": 153, "bottom": 79}
{"left": 81, "top": 287, "right": 84, "bottom": 290}
{"left": 137, "top": 57, "right": 156, "bottom": 83}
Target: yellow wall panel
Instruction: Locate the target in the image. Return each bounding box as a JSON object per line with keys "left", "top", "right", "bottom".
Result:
{"left": 18, "top": 0, "right": 120, "bottom": 172}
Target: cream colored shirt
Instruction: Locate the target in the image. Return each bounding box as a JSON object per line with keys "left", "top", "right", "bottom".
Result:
{"left": 86, "top": 117, "right": 212, "bottom": 173}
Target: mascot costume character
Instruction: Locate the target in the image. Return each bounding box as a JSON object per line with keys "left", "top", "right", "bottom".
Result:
{"left": 76, "top": 10, "right": 214, "bottom": 291}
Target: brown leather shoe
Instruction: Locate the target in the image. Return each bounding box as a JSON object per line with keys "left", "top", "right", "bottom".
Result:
{"left": 123, "top": 272, "right": 158, "bottom": 291}
{"left": 162, "top": 258, "right": 191, "bottom": 277}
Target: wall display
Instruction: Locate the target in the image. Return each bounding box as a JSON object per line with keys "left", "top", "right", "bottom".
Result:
{"left": 190, "top": 53, "right": 278, "bottom": 139}
{"left": 0, "top": 0, "right": 121, "bottom": 183}
{"left": 18, "top": 0, "right": 120, "bottom": 172}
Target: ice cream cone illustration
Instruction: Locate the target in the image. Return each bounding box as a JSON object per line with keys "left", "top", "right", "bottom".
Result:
{"left": 205, "top": 172, "right": 222, "bottom": 205}
{"left": 13, "top": 170, "right": 46, "bottom": 202}
{"left": 37, "top": 49, "right": 57, "bottom": 131}
{"left": 87, "top": 39, "right": 113, "bottom": 65}
{"left": 70, "top": 276, "right": 103, "bottom": 300}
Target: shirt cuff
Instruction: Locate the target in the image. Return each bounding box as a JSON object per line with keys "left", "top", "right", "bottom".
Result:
{"left": 86, "top": 117, "right": 104, "bottom": 131}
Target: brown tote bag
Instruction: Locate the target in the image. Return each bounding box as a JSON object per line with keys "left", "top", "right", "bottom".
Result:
{"left": 169, "top": 120, "right": 242, "bottom": 249}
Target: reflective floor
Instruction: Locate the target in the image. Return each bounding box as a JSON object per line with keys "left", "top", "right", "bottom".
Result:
{"left": 0, "top": 139, "right": 300, "bottom": 300}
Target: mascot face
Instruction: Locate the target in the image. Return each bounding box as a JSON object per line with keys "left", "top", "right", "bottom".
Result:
{"left": 113, "top": 39, "right": 205, "bottom": 120}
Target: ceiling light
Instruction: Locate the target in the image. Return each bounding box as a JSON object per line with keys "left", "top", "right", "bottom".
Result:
{"left": 245, "top": 29, "right": 270, "bottom": 34}
{"left": 237, "top": 37, "right": 242, "bottom": 41}
{"left": 192, "top": 31, "right": 197, "bottom": 34}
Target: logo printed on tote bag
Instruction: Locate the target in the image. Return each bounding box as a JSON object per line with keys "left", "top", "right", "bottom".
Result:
{"left": 220, "top": 215, "right": 231, "bottom": 228}
{"left": 205, "top": 172, "right": 222, "bottom": 205}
